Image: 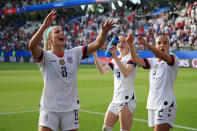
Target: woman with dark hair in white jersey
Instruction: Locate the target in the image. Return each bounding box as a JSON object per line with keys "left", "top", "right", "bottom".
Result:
{"left": 128, "top": 34, "right": 179, "bottom": 131}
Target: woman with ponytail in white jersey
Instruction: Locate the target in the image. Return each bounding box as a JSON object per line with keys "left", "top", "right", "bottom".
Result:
{"left": 92, "top": 34, "right": 138, "bottom": 131}
{"left": 28, "top": 9, "right": 115, "bottom": 131}
{"left": 128, "top": 34, "right": 179, "bottom": 131}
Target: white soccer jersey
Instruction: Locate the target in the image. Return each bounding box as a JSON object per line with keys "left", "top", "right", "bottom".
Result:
{"left": 36, "top": 46, "right": 88, "bottom": 112}
{"left": 143, "top": 54, "right": 179, "bottom": 109}
{"left": 108, "top": 53, "right": 137, "bottom": 104}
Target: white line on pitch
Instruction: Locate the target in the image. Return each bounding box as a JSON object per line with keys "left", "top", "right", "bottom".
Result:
{"left": 0, "top": 110, "right": 38, "bottom": 115}
{"left": 0, "top": 109, "right": 197, "bottom": 131}
{"left": 79, "top": 109, "right": 197, "bottom": 131}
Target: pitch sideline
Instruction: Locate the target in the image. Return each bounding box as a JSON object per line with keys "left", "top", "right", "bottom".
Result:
{"left": 0, "top": 109, "right": 197, "bottom": 131}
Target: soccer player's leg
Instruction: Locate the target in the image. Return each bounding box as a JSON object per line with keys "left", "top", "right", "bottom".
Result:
{"left": 102, "top": 103, "right": 119, "bottom": 131}
{"left": 119, "top": 100, "right": 136, "bottom": 131}
{"left": 154, "top": 123, "right": 171, "bottom": 131}
{"left": 150, "top": 105, "right": 176, "bottom": 131}
{"left": 39, "top": 126, "right": 53, "bottom": 131}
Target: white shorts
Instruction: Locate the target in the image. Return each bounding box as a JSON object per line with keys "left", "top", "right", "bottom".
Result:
{"left": 39, "top": 109, "right": 79, "bottom": 131}
{"left": 148, "top": 106, "right": 176, "bottom": 128}
{"left": 108, "top": 99, "right": 136, "bottom": 116}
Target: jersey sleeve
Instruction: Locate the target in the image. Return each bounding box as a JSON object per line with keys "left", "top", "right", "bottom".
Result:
{"left": 34, "top": 50, "right": 44, "bottom": 63}
{"left": 35, "top": 50, "right": 47, "bottom": 67}
{"left": 167, "top": 54, "right": 179, "bottom": 67}
{"left": 81, "top": 45, "right": 88, "bottom": 60}
{"left": 71, "top": 45, "right": 88, "bottom": 62}
{"left": 107, "top": 58, "right": 114, "bottom": 70}
{"left": 143, "top": 58, "right": 151, "bottom": 69}
{"left": 127, "top": 59, "right": 137, "bottom": 67}
{"left": 35, "top": 50, "right": 48, "bottom": 70}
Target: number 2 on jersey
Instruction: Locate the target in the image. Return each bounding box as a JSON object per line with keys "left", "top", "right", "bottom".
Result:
{"left": 61, "top": 66, "right": 67, "bottom": 77}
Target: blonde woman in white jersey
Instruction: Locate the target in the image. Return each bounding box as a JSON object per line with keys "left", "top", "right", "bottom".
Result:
{"left": 92, "top": 34, "right": 138, "bottom": 131}
{"left": 28, "top": 9, "right": 115, "bottom": 131}
{"left": 128, "top": 34, "right": 179, "bottom": 131}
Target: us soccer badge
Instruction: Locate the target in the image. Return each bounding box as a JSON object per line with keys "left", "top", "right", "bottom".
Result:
{"left": 161, "top": 63, "right": 165, "bottom": 68}
{"left": 59, "top": 59, "right": 65, "bottom": 65}
{"left": 67, "top": 56, "right": 73, "bottom": 64}
{"left": 154, "top": 64, "right": 158, "bottom": 69}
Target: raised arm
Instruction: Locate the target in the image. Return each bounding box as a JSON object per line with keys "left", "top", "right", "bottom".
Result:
{"left": 127, "top": 34, "right": 146, "bottom": 67}
{"left": 28, "top": 9, "right": 56, "bottom": 60}
{"left": 86, "top": 20, "right": 116, "bottom": 56}
{"left": 138, "top": 36, "right": 172, "bottom": 64}
{"left": 109, "top": 46, "right": 135, "bottom": 78}
{"left": 92, "top": 52, "right": 112, "bottom": 75}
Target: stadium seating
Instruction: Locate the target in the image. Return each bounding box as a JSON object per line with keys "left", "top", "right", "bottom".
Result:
{"left": 0, "top": 1, "right": 197, "bottom": 52}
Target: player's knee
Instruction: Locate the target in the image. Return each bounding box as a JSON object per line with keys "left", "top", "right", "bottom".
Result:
{"left": 102, "top": 125, "right": 112, "bottom": 131}
{"left": 120, "top": 129, "right": 128, "bottom": 131}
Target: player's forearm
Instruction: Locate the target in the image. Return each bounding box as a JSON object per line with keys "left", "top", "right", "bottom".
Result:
{"left": 93, "top": 55, "right": 107, "bottom": 75}
{"left": 129, "top": 44, "right": 138, "bottom": 62}
{"left": 29, "top": 24, "right": 46, "bottom": 59}
{"left": 86, "top": 30, "right": 108, "bottom": 56}
{"left": 129, "top": 44, "right": 145, "bottom": 67}
{"left": 95, "top": 30, "right": 108, "bottom": 48}
{"left": 29, "top": 24, "right": 46, "bottom": 50}
{"left": 145, "top": 43, "right": 171, "bottom": 63}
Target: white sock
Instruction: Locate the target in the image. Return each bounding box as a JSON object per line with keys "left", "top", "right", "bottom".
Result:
{"left": 102, "top": 125, "right": 112, "bottom": 131}
{"left": 120, "top": 129, "right": 128, "bottom": 131}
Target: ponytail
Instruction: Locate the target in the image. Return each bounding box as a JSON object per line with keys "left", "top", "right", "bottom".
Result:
{"left": 43, "top": 27, "right": 54, "bottom": 50}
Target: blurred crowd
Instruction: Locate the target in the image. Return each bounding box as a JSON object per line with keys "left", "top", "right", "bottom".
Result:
{"left": 0, "top": 0, "right": 65, "bottom": 9}
{"left": 0, "top": 1, "right": 197, "bottom": 52}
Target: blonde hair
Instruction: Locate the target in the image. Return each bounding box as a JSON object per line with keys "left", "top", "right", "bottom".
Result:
{"left": 43, "top": 28, "right": 51, "bottom": 50}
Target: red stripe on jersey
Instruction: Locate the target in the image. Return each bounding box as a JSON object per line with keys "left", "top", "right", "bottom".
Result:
{"left": 143, "top": 58, "right": 150, "bottom": 69}
{"left": 127, "top": 59, "right": 137, "bottom": 66}
{"left": 109, "top": 62, "right": 113, "bottom": 66}
{"left": 108, "top": 62, "right": 114, "bottom": 70}
{"left": 171, "top": 55, "right": 175, "bottom": 66}
{"left": 34, "top": 51, "right": 43, "bottom": 63}
{"left": 167, "top": 55, "right": 175, "bottom": 66}
{"left": 82, "top": 45, "right": 88, "bottom": 60}
{"left": 127, "top": 59, "right": 133, "bottom": 63}
{"left": 147, "top": 59, "right": 151, "bottom": 69}
{"left": 109, "top": 57, "right": 113, "bottom": 62}
{"left": 57, "top": 54, "right": 64, "bottom": 58}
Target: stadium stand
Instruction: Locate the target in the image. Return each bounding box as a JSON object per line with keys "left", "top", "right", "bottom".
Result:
{"left": 0, "top": 0, "right": 197, "bottom": 52}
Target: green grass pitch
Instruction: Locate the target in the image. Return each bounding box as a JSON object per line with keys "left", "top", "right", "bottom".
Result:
{"left": 0, "top": 62, "right": 197, "bottom": 131}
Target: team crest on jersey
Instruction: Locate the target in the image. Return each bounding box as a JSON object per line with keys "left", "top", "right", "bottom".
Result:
{"left": 59, "top": 59, "right": 65, "bottom": 65}
{"left": 154, "top": 64, "right": 158, "bottom": 69}
{"left": 161, "top": 63, "right": 165, "bottom": 68}
{"left": 67, "top": 56, "right": 73, "bottom": 64}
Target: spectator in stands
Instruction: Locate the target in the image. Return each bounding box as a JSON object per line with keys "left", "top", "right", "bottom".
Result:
{"left": 128, "top": 34, "right": 179, "bottom": 131}
{"left": 92, "top": 34, "right": 137, "bottom": 131}
{"left": 1, "top": 0, "right": 197, "bottom": 52}
{"left": 28, "top": 9, "right": 115, "bottom": 131}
